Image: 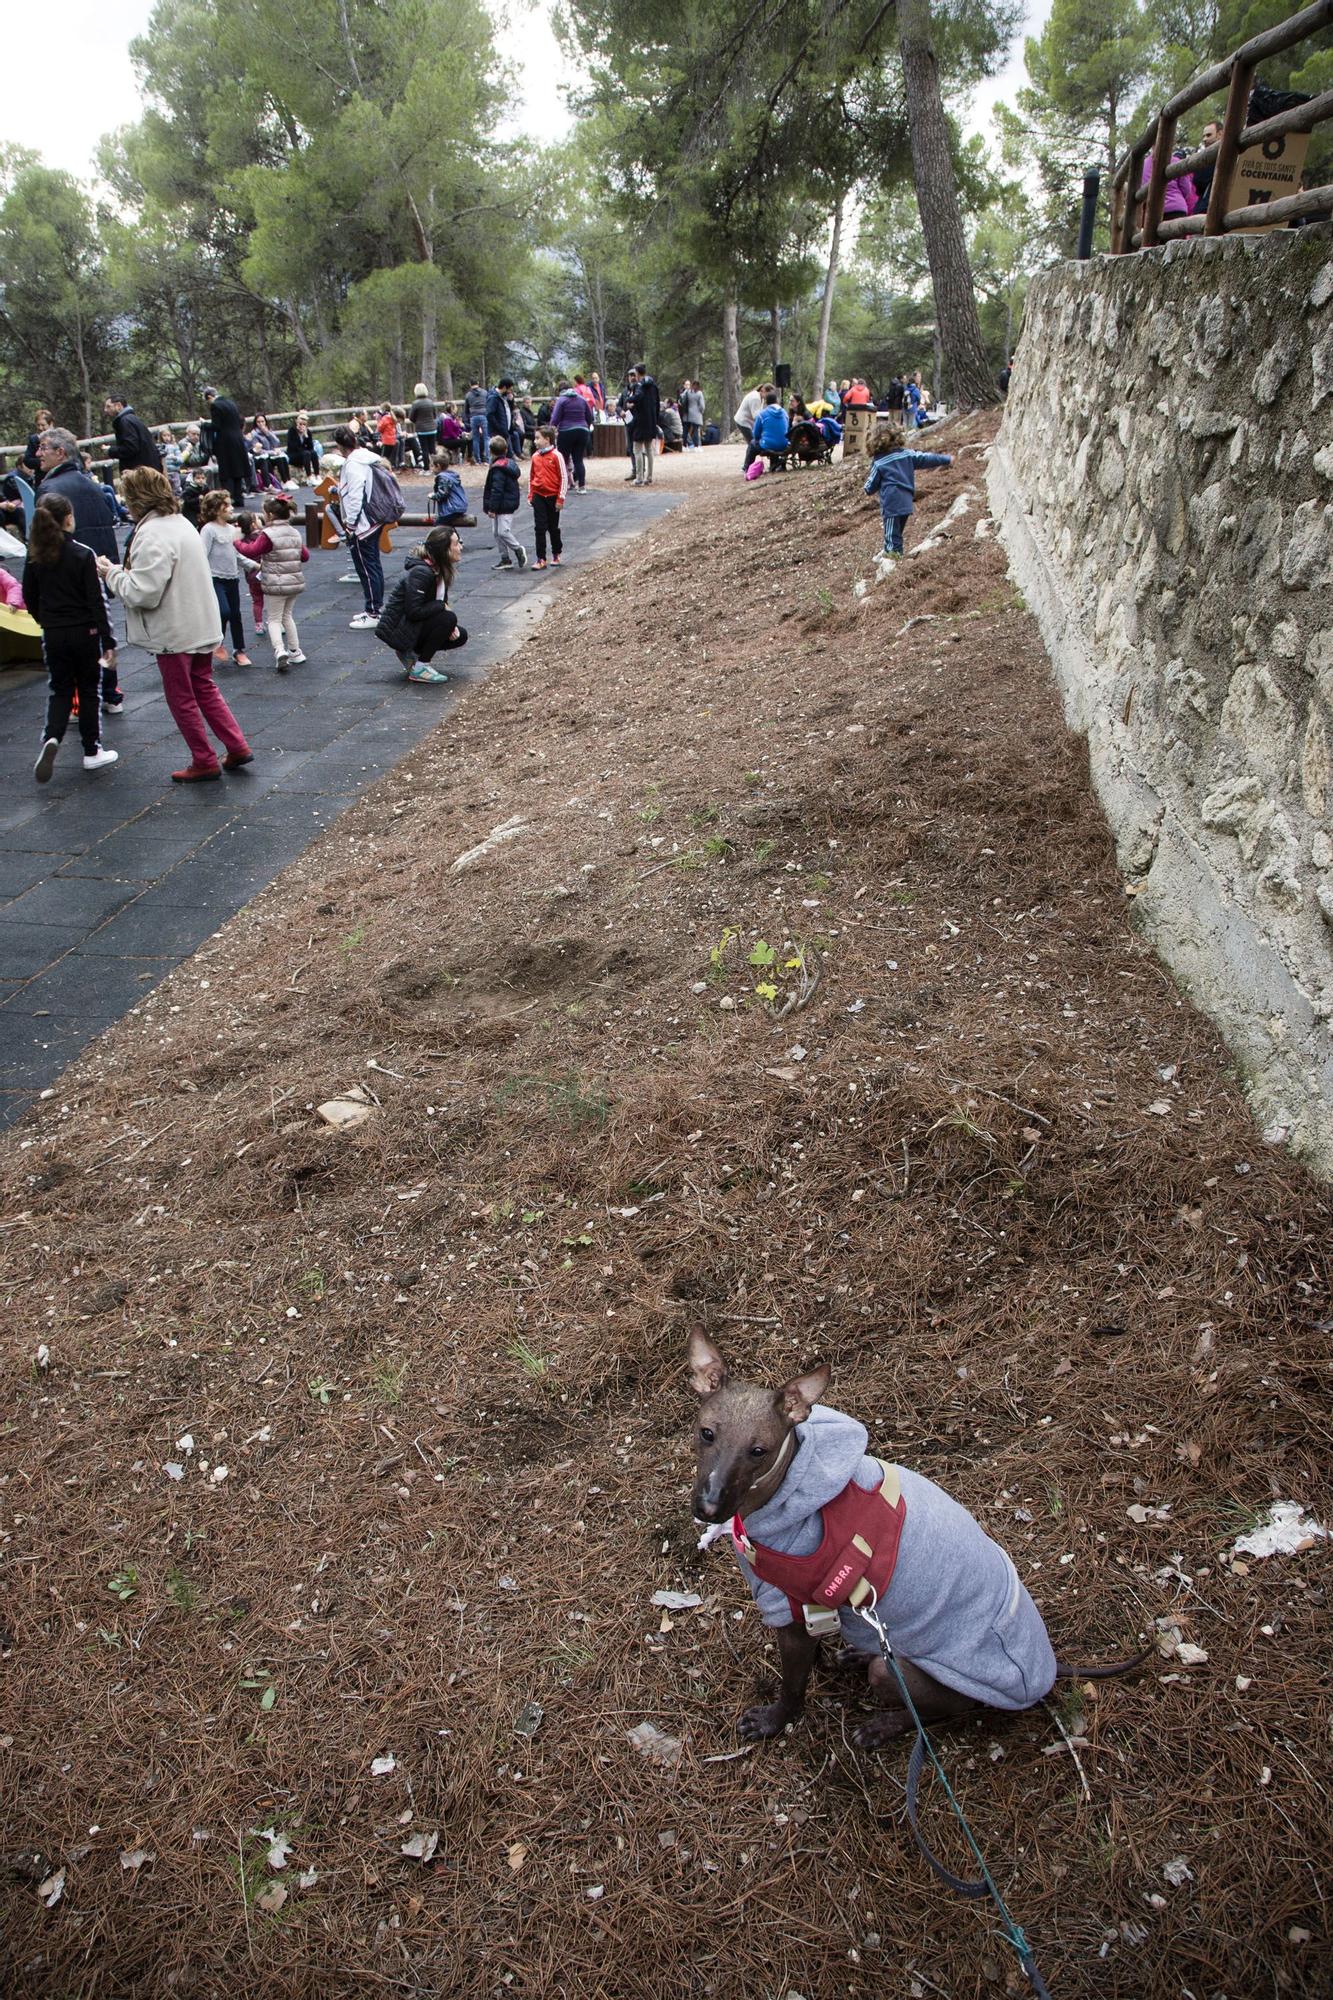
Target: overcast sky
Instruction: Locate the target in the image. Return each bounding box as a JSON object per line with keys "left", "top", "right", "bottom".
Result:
{"left": 5, "top": 0, "right": 1050, "bottom": 186}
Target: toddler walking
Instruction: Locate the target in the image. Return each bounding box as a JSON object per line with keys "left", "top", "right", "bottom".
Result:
{"left": 199, "top": 489, "right": 255, "bottom": 665}
{"left": 237, "top": 494, "right": 309, "bottom": 671}
{"left": 234, "top": 510, "right": 266, "bottom": 638}
{"left": 864, "top": 425, "right": 953, "bottom": 557}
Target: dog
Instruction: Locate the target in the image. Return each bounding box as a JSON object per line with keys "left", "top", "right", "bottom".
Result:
{"left": 689, "top": 1331, "right": 1077, "bottom": 1747}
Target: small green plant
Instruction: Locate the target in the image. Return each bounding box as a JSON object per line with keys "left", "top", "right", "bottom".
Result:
{"left": 814, "top": 587, "right": 833, "bottom": 615}
{"left": 807, "top": 872, "right": 831, "bottom": 892}
{"left": 370, "top": 1357, "right": 409, "bottom": 1406}
{"left": 97, "top": 1627, "right": 123, "bottom": 1648}
{"left": 299, "top": 1268, "right": 325, "bottom": 1299}
{"left": 753, "top": 982, "right": 778, "bottom": 1004}
{"left": 688, "top": 804, "right": 720, "bottom": 828}
{"left": 743, "top": 771, "right": 762, "bottom": 788}
{"left": 702, "top": 835, "right": 733, "bottom": 862}
{"left": 753, "top": 838, "right": 776, "bottom": 863}
{"left": 637, "top": 802, "right": 662, "bottom": 825}
{"left": 166, "top": 1569, "right": 197, "bottom": 1614}
{"left": 672, "top": 849, "right": 706, "bottom": 872}
{"left": 508, "top": 1337, "right": 550, "bottom": 1379}
{"left": 307, "top": 1376, "right": 337, "bottom": 1406}
{"left": 107, "top": 1567, "right": 139, "bottom": 1603}
{"left": 748, "top": 940, "right": 777, "bottom": 967}
{"left": 521, "top": 1206, "right": 545, "bottom": 1224}
{"left": 184, "top": 1527, "right": 207, "bottom": 1554}
{"left": 339, "top": 925, "right": 367, "bottom": 952}
{"left": 1045, "top": 1482, "right": 1065, "bottom": 1518}
{"left": 240, "top": 1668, "right": 277, "bottom": 1712}
{"left": 497, "top": 1073, "right": 610, "bottom": 1130}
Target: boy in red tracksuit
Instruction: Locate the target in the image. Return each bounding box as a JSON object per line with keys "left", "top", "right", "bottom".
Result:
{"left": 528, "top": 424, "right": 568, "bottom": 568}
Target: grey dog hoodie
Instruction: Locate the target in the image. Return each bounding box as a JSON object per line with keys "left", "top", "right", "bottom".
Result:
{"left": 733, "top": 1405, "right": 1057, "bottom": 1710}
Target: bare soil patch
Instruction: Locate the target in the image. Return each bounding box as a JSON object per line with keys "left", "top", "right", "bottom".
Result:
{"left": 1, "top": 418, "right": 1329, "bottom": 2000}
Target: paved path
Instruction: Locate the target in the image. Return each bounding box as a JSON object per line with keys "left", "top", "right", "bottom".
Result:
{"left": 0, "top": 482, "right": 679, "bottom": 1128}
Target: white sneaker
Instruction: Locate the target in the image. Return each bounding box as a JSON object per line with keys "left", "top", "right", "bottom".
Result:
{"left": 83, "top": 746, "right": 119, "bottom": 772}
{"left": 275, "top": 652, "right": 289, "bottom": 673}
{"left": 287, "top": 650, "right": 307, "bottom": 664}
{"left": 34, "top": 737, "right": 59, "bottom": 783}
{"left": 349, "top": 612, "right": 379, "bottom": 629}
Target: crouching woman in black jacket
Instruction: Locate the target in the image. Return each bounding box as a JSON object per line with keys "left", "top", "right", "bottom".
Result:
{"left": 375, "top": 527, "right": 468, "bottom": 685}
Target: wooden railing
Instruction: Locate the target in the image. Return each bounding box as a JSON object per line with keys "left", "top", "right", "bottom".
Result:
{"left": 1112, "top": 0, "right": 1333, "bottom": 252}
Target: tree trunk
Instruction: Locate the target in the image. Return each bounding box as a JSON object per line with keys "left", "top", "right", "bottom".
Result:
{"left": 812, "top": 194, "right": 843, "bottom": 401}
{"left": 73, "top": 305, "right": 92, "bottom": 437}
{"left": 284, "top": 300, "right": 315, "bottom": 364}
{"left": 898, "top": 0, "right": 998, "bottom": 409}
{"left": 441, "top": 361, "right": 455, "bottom": 400}
{"left": 931, "top": 321, "right": 942, "bottom": 405}
{"left": 420, "top": 303, "right": 437, "bottom": 393}
{"left": 722, "top": 296, "right": 742, "bottom": 439}
{"left": 389, "top": 325, "right": 405, "bottom": 404}
{"left": 770, "top": 299, "right": 782, "bottom": 372}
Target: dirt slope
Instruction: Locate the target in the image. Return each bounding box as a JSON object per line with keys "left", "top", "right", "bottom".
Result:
{"left": 1, "top": 419, "right": 1329, "bottom": 2000}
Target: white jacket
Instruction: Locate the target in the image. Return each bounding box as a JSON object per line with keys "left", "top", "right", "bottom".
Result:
{"left": 338, "top": 446, "right": 380, "bottom": 535}
{"left": 734, "top": 389, "right": 763, "bottom": 429}
{"left": 103, "top": 512, "right": 223, "bottom": 655}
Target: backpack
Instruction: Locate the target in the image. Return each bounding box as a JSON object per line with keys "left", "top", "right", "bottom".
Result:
{"left": 362, "top": 457, "right": 406, "bottom": 528}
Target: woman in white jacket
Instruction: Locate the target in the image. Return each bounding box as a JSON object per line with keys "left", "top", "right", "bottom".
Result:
{"left": 97, "top": 467, "right": 253, "bottom": 783}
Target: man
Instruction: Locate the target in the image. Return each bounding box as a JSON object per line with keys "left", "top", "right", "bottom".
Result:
{"left": 486, "top": 378, "right": 516, "bottom": 449}
{"left": 629, "top": 366, "right": 661, "bottom": 486}
{"left": 103, "top": 395, "right": 162, "bottom": 474}
{"left": 202, "top": 386, "right": 249, "bottom": 506}
{"left": 463, "top": 380, "right": 489, "bottom": 465}
{"left": 33, "top": 426, "right": 124, "bottom": 707}
{"left": 1194, "top": 118, "right": 1222, "bottom": 213}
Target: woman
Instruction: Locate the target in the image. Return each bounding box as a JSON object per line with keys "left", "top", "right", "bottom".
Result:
{"left": 256, "top": 416, "right": 291, "bottom": 485}
{"left": 375, "top": 526, "right": 468, "bottom": 685}
{"left": 97, "top": 466, "right": 252, "bottom": 783}
{"left": 409, "top": 383, "right": 437, "bottom": 471}
{"left": 286, "top": 411, "right": 319, "bottom": 481}
{"left": 549, "top": 380, "right": 592, "bottom": 495}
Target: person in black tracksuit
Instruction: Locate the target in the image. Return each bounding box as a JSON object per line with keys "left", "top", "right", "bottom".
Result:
{"left": 23, "top": 495, "right": 119, "bottom": 780}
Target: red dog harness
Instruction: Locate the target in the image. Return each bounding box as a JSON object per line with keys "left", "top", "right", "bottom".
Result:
{"left": 732, "top": 1460, "right": 907, "bottom": 1633}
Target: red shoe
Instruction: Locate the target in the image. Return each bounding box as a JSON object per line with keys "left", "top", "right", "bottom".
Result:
{"left": 171, "top": 762, "right": 222, "bottom": 783}
{"left": 222, "top": 749, "right": 254, "bottom": 771}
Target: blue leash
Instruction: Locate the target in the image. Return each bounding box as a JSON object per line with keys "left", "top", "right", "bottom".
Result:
{"left": 859, "top": 1592, "right": 1054, "bottom": 2000}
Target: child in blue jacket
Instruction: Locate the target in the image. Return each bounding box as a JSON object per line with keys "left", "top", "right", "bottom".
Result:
{"left": 864, "top": 426, "right": 953, "bottom": 557}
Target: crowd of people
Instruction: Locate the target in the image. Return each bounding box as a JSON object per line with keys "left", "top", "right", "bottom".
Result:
{"left": 0, "top": 358, "right": 949, "bottom": 791}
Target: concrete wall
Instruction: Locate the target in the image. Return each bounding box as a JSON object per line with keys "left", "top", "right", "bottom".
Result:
{"left": 989, "top": 228, "right": 1333, "bottom": 1178}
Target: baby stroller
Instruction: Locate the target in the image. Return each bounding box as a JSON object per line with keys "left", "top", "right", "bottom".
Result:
{"left": 788, "top": 418, "right": 835, "bottom": 467}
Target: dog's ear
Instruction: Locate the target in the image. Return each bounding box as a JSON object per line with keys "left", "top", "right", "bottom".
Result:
{"left": 777, "top": 1359, "right": 831, "bottom": 1424}
{"left": 687, "top": 1327, "right": 728, "bottom": 1398}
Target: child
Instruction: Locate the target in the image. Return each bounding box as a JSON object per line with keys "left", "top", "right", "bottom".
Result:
{"left": 864, "top": 425, "right": 953, "bottom": 558}
{"left": 235, "top": 509, "right": 266, "bottom": 636}
{"left": 375, "top": 526, "right": 469, "bottom": 684}
{"left": 431, "top": 453, "right": 470, "bottom": 528}
{"left": 23, "top": 495, "right": 119, "bottom": 781}
{"left": 528, "top": 424, "right": 568, "bottom": 569}
{"left": 237, "top": 493, "right": 309, "bottom": 671}
{"left": 377, "top": 402, "right": 400, "bottom": 466}
{"left": 437, "top": 404, "right": 465, "bottom": 462}
{"left": 199, "top": 489, "right": 255, "bottom": 665}
{"left": 181, "top": 466, "right": 211, "bottom": 529}
{"left": 483, "top": 436, "right": 527, "bottom": 571}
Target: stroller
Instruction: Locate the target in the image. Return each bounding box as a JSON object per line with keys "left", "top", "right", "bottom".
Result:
{"left": 788, "top": 417, "right": 836, "bottom": 468}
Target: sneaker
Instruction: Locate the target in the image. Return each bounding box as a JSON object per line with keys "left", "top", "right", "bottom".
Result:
{"left": 275, "top": 653, "right": 289, "bottom": 673}
{"left": 171, "top": 762, "right": 222, "bottom": 783}
{"left": 492, "top": 560, "right": 513, "bottom": 571}
{"left": 533, "top": 558, "right": 547, "bottom": 570}
{"left": 624, "top": 473, "right": 636, "bottom": 482}
{"left": 34, "top": 737, "right": 59, "bottom": 783}
{"left": 222, "top": 749, "right": 254, "bottom": 771}
{"left": 552, "top": 555, "right": 563, "bottom": 566}
{"left": 407, "top": 663, "right": 449, "bottom": 684}
{"left": 102, "top": 697, "right": 125, "bottom": 714}
{"left": 234, "top": 651, "right": 252, "bottom": 667}
{"left": 396, "top": 649, "right": 417, "bottom": 673}
{"left": 287, "top": 651, "right": 306, "bottom": 665}
{"left": 83, "top": 746, "right": 119, "bottom": 772}
{"left": 349, "top": 611, "right": 379, "bottom": 629}
{"left": 514, "top": 547, "right": 527, "bottom": 569}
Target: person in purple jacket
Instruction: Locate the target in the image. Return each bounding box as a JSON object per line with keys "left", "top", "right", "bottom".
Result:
{"left": 864, "top": 426, "right": 953, "bottom": 558}
{"left": 548, "top": 380, "right": 593, "bottom": 495}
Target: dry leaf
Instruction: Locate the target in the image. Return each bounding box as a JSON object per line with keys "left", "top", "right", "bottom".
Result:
{"left": 37, "top": 1868, "right": 66, "bottom": 1907}
{"left": 400, "top": 1831, "right": 439, "bottom": 1863}
{"left": 254, "top": 1883, "right": 288, "bottom": 1916}
{"left": 119, "top": 1848, "right": 154, "bottom": 1873}
{"left": 626, "top": 1720, "right": 682, "bottom": 1768}
{"left": 507, "top": 1843, "right": 528, "bottom": 1871}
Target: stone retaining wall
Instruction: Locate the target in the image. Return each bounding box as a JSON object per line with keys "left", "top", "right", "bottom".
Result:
{"left": 989, "top": 228, "right": 1333, "bottom": 1177}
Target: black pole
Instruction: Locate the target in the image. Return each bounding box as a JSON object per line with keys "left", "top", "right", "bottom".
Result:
{"left": 1077, "top": 168, "right": 1101, "bottom": 259}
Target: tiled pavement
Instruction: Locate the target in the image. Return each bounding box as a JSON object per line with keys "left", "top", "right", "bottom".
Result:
{"left": 0, "top": 482, "right": 680, "bottom": 1128}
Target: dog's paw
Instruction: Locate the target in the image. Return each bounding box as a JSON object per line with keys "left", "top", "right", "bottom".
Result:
{"left": 737, "top": 1702, "right": 793, "bottom": 1741}
{"left": 851, "top": 1708, "right": 913, "bottom": 1750}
